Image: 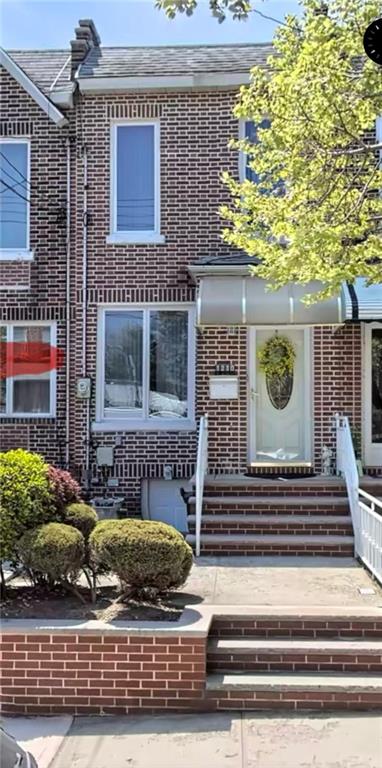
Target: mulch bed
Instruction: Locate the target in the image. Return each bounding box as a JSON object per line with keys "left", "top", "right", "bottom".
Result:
{"left": 0, "top": 584, "right": 189, "bottom": 622}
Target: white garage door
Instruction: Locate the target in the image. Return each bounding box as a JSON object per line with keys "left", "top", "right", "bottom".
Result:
{"left": 142, "top": 479, "right": 189, "bottom": 533}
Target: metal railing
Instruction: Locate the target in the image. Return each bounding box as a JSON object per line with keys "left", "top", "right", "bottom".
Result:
{"left": 195, "top": 414, "right": 208, "bottom": 557}
{"left": 336, "top": 414, "right": 382, "bottom": 585}
{"left": 358, "top": 489, "right": 382, "bottom": 585}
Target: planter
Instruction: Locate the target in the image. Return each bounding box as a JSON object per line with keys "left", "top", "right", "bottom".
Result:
{"left": 90, "top": 496, "right": 125, "bottom": 520}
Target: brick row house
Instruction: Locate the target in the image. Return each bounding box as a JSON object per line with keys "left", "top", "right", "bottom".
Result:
{"left": 1, "top": 20, "right": 381, "bottom": 555}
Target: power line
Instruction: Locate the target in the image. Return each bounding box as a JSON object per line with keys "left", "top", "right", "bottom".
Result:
{"left": 0, "top": 164, "right": 28, "bottom": 189}
{"left": 0, "top": 150, "right": 30, "bottom": 186}
{"left": 0, "top": 179, "right": 30, "bottom": 204}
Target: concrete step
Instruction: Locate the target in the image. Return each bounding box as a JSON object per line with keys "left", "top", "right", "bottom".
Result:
{"left": 187, "top": 514, "right": 353, "bottom": 536}
{"left": 210, "top": 611, "right": 382, "bottom": 640}
{"left": 186, "top": 533, "right": 354, "bottom": 557}
{"left": 207, "top": 637, "right": 382, "bottom": 673}
{"left": 206, "top": 671, "right": 382, "bottom": 710}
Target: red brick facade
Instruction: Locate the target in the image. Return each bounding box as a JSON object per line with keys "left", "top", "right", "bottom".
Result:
{"left": 0, "top": 53, "right": 380, "bottom": 511}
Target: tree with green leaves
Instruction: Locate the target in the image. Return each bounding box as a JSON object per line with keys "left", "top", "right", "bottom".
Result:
{"left": 158, "top": 0, "right": 382, "bottom": 300}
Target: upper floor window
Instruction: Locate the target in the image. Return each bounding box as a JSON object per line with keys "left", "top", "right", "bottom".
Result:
{"left": 0, "top": 323, "right": 56, "bottom": 417}
{"left": 240, "top": 119, "right": 270, "bottom": 183}
{"left": 109, "top": 121, "right": 164, "bottom": 245}
{"left": 0, "top": 140, "right": 31, "bottom": 257}
{"left": 96, "top": 306, "right": 195, "bottom": 430}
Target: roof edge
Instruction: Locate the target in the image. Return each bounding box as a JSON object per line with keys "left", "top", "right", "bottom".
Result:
{"left": 0, "top": 47, "right": 68, "bottom": 127}
{"left": 78, "top": 71, "right": 251, "bottom": 93}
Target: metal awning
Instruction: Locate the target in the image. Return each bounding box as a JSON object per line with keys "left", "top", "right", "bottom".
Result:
{"left": 341, "top": 278, "right": 382, "bottom": 321}
{"left": 196, "top": 276, "right": 343, "bottom": 326}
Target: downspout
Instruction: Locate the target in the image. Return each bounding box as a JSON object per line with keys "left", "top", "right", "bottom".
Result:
{"left": 82, "top": 145, "right": 91, "bottom": 491}
{"left": 65, "top": 136, "right": 71, "bottom": 469}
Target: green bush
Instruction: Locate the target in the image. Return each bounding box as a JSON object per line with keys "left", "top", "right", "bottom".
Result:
{"left": 0, "top": 449, "right": 55, "bottom": 561}
{"left": 90, "top": 519, "right": 193, "bottom": 594}
{"left": 18, "top": 523, "right": 85, "bottom": 583}
{"left": 64, "top": 503, "right": 98, "bottom": 539}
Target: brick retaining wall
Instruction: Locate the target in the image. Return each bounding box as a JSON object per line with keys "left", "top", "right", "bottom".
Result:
{"left": 0, "top": 629, "right": 207, "bottom": 716}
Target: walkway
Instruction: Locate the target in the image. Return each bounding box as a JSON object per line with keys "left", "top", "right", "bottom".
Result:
{"left": 182, "top": 556, "right": 382, "bottom": 607}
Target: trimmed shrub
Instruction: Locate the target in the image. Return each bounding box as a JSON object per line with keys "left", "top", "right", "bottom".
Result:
{"left": 48, "top": 465, "right": 82, "bottom": 515}
{"left": 18, "top": 523, "right": 85, "bottom": 583}
{"left": 0, "top": 449, "right": 54, "bottom": 561}
{"left": 89, "top": 519, "right": 193, "bottom": 594}
{"left": 65, "top": 503, "right": 98, "bottom": 539}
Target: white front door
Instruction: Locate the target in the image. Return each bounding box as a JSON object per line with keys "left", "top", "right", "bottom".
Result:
{"left": 249, "top": 328, "right": 311, "bottom": 464}
{"left": 363, "top": 323, "right": 382, "bottom": 467}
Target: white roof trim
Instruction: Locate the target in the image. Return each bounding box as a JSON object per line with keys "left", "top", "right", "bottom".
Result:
{"left": 78, "top": 72, "right": 250, "bottom": 93}
{"left": 0, "top": 48, "right": 67, "bottom": 127}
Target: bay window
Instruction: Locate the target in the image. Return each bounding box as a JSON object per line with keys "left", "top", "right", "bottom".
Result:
{"left": 0, "top": 324, "right": 56, "bottom": 417}
{"left": 97, "top": 307, "right": 195, "bottom": 429}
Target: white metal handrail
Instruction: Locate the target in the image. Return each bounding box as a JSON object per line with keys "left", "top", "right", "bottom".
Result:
{"left": 195, "top": 414, "right": 208, "bottom": 557}
{"left": 358, "top": 489, "right": 382, "bottom": 584}
{"left": 336, "top": 414, "right": 382, "bottom": 585}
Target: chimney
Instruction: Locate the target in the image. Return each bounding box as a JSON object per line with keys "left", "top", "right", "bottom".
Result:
{"left": 70, "top": 19, "right": 101, "bottom": 80}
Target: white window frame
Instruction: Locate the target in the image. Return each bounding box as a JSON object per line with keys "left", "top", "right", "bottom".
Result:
{"left": 107, "top": 120, "right": 164, "bottom": 245}
{"left": 0, "top": 321, "right": 56, "bottom": 418}
{"left": 94, "top": 304, "right": 195, "bottom": 431}
{"left": 0, "top": 137, "right": 33, "bottom": 261}
{"left": 238, "top": 118, "right": 248, "bottom": 183}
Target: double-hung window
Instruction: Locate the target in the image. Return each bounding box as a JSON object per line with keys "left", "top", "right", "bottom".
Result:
{"left": 0, "top": 324, "right": 56, "bottom": 417}
{"left": 109, "top": 121, "right": 163, "bottom": 244}
{"left": 96, "top": 306, "right": 195, "bottom": 429}
{"left": 0, "top": 139, "right": 31, "bottom": 259}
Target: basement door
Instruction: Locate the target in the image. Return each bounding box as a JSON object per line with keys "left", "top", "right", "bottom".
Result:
{"left": 249, "top": 328, "right": 312, "bottom": 465}
{"left": 363, "top": 323, "right": 382, "bottom": 467}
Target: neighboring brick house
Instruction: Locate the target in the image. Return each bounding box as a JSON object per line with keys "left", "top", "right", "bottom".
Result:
{"left": 1, "top": 20, "right": 381, "bottom": 526}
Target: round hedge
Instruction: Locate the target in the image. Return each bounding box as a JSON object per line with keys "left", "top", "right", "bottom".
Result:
{"left": 18, "top": 523, "right": 85, "bottom": 582}
{"left": 64, "top": 503, "right": 98, "bottom": 539}
{"left": 0, "top": 449, "right": 54, "bottom": 561}
{"left": 89, "top": 519, "right": 193, "bottom": 593}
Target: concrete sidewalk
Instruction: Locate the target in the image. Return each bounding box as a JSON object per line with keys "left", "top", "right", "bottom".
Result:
{"left": 51, "top": 712, "right": 382, "bottom": 768}
{"left": 182, "top": 556, "right": 382, "bottom": 607}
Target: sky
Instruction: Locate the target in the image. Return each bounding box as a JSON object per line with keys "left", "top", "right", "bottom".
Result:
{"left": 0, "top": 0, "right": 301, "bottom": 49}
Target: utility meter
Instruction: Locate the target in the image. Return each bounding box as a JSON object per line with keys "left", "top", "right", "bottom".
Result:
{"left": 76, "top": 377, "right": 92, "bottom": 399}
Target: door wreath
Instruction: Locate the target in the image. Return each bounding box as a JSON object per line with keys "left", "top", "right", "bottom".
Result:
{"left": 257, "top": 334, "right": 296, "bottom": 411}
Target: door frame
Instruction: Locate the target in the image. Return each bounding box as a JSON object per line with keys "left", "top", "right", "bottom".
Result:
{"left": 248, "top": 326, "right": 313, "bottom": 465}
{"left": 362, "top": 321, "right": 382, "bottom": 467}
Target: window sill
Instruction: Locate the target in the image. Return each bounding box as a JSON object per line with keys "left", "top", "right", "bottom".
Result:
{"left": 92, "top": 419, "right": 196, "bottom": 433}
{"left": 106, "top": 233, "right": 166, "bottom": 246}
{"left": 0, "top": 414, "right": 55, "bottom": 419}
{"left": 0, "top": 249, "right": 34, "bottom": 261}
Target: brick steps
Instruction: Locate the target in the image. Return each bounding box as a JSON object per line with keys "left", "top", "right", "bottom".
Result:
{"left": 202, "top": 477, "right": 348, "bottom": 498}
{"left": 206, "top": 672, "right": 382, "bottom": 711}
{"left": 207, "top": 637, "right": 382, "bottom": 672}
{"left": 189, "top": 495, "right": 350, "bottom": 516}
{"left": 186, "top": 533, "right": 354, "bottom": 556}
{"left": 206, "top": 611, "right": 382, "bottom": 711}
{"left": 189, "top": 474, "right": 354, "bottom": 556}
{"left": 210, "top": 613, "right": 382, "bottom": 639}
{"left": 188, "top": 514, "right": 353, "bottom": 536}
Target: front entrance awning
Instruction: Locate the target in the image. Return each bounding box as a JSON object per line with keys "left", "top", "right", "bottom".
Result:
{"left": 341, "top": 278, "right": 382, "bottom": 321}
{"left": 196, "top": 276, "right": 343, "bottom": 326}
